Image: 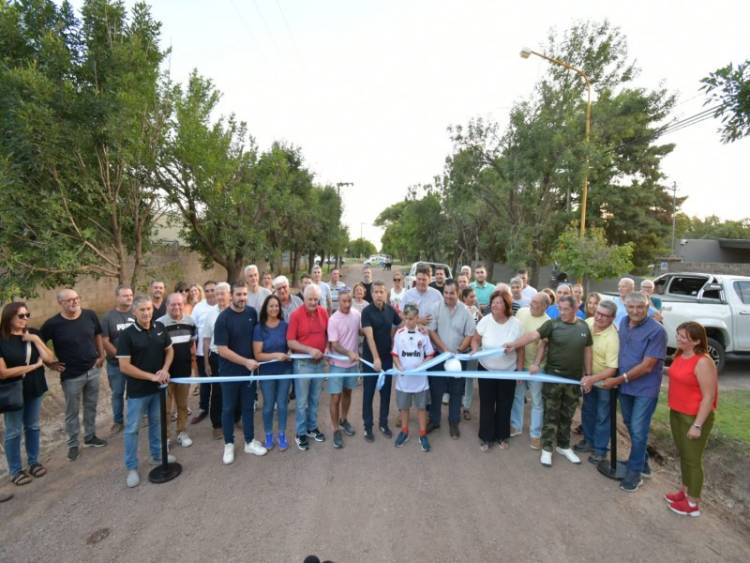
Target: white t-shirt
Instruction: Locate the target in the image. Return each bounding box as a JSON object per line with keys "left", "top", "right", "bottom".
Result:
{"left": 391, "top": 327, "right": 434, "bottom": 393}
{"left": 191, "top": 300, "right": 218, "bottom": 356}
{"left": 402, "top": 286, "right": 443, "bottom": 330}
{"left": 521, "top": 285, "right": 537, "bottom": 301}
{"left": 476, "top": 315, "right": 522, "bottom": 371}
{"left": 389, "top": 287, "right": 406, "bottom": 312}
{"left": 202, "top": 307, "right": 222, "bottom": 354}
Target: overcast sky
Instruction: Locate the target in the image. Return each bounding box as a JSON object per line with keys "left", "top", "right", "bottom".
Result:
{"left": 70, "top": 0, "right": 749, "bottom": 246}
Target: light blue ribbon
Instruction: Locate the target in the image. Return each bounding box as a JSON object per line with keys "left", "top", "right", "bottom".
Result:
{"left": 170, "top": 348, "right": 581, "bottom": 389}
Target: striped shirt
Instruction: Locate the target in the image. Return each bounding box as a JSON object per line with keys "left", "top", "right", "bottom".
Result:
{"left": 156, "top": 314, "right": 196, "bottom": 377}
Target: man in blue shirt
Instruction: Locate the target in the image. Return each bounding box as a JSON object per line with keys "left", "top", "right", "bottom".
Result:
{"left": 602, "top": 292, "right": 667, "bottom": 492}
{"left": 214, "top": 282, "right": 268, "bottom": 464}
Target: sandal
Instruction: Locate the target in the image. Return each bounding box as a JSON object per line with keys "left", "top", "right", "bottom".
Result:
{"left": 498, "top": 440, "right": 510, "bottom": 450}
{"left": 29, "top": 463, "right": 47, "bottom": 478}
{"left": 11, "top": 471, "right": 32, "bottom": 486}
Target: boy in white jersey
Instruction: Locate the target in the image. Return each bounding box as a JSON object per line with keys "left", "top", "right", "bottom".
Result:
{"left": 391, "top": 304, "right": 435, "bottom": 452}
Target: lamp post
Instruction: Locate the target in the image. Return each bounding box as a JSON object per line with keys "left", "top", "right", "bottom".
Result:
{"left": 520, "top": 47, "right": 592, "bottom": 237}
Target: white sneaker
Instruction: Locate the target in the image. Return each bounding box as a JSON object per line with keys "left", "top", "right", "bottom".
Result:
{"left": 126, "top": 470, "right": 140, "bottom": 488}
{"left": 510, "top": 427, "right": 522, "bottom": 437}
{"left": 556, "top": 447, "right": 582, "bottom": 464}
{"left": 540, "top": 450, "right": 552, "bottom": 467}
{"left": 244, "top": 439, "right": 268, "bottom": 456}
{"left": 223, "top": 443, "right": 235, "bottom": 465}
{"left": 177, "top": 432, "right": 193, "bottom": 448}
{"left": 149, "top": 453, "right": 176, "bottom": 465}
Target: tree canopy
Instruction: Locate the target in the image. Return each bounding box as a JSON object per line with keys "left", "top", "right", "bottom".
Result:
{"left": 702, "top": 58, "right": 750, "bottom": 143}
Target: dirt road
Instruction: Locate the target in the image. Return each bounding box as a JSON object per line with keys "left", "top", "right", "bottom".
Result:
{"left": 1, "top": 264, "right": 747, "bottom": 562}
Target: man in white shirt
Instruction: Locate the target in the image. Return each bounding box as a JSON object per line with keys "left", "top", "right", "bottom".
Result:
{"left": 244, "top": 264, "right": 271, "bottom": 315}
{"left": 190, "top": 280, "right": 217, "bottom": 425}
{"left": 401, "top": 263, "right": 443, "bottom": 329}
{"left": 517, "top": 268, "right": 538, "bottom": 302}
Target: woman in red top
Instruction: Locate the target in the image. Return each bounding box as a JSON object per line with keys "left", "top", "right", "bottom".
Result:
{"left": 665, "top": 321, "right": 718, "bottom": 518}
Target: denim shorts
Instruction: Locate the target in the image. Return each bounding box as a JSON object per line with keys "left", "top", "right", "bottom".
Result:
{"left": 396, "top": 389, "right": 429, "bottom": 410}
{"left": 327, "top": 365, "right": 359, "bottom": 394}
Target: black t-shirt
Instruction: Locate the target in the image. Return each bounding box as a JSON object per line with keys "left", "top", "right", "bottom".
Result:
{"left": 0, "top": 329, "right": 48, "bottom": 399}
{"left": 363, "top": 282, "right": 374, "bottom": 304}
{"left": 213, "top": 306, "right": 258, "bottom": 376}
{"left": 429, "top": 281, "right": 446, "bottom": 295}
{"left": 40, "top": 310, "right": 102, "bottom": 380}
{"left": 116, "top": 322, "right": 172, "bottom": 397}
{"left": 155, "top": 315, "right": 196, "bottom": 377}
{"left": 361, "top": 302, "right": 400, "bottom": 368}
{"left": 152, "top": 300, "right": 167, "bottom": 321}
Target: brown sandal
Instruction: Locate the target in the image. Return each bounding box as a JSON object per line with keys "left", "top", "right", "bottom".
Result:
{"left": 11, "top": 471, "right": 32, "bottom": 486}
{"left": 29, "top": 463, "right": 47, "bottom": 478}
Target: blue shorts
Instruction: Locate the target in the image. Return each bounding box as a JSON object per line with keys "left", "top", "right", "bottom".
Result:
{"left": 327, "top": 364, "right": 359, "bottom": 394}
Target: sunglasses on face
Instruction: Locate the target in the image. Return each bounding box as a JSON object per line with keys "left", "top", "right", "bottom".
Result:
{"left": 17, "top": 313, "right": 31, "bottom": 319}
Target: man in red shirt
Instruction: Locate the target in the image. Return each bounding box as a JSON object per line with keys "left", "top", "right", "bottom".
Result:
{"left": 287, "top": 284, "right": 329, "bottom": 451}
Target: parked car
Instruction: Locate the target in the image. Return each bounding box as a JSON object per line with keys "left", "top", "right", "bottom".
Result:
{"left": 364, "top": 254, "right": 389, "bottom": 267}
{"left": 404, "top": 261, "right": 453, "bottom": 288}
{"left": 653, "top": 272, "right": 750, "bottom": 372}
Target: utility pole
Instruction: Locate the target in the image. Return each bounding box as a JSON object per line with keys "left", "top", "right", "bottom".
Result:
{"left": 670, "top": 181, "right": 678, "bottom": 255}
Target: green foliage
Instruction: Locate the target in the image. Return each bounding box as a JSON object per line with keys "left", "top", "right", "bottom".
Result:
{"left": 376, "top": 186, "right": 449, "bottom": 263}
{"left": 702, "top": 59, "right": 750, "bottom": 143}
{"left": 551, "top": 227, "right": 634, "bottom": 281}
{"left": 0, "top": 0, "right": 166, "bottom": 299}
{"left": 676, "top": 214, "right": 750, "bottom": 240}
{"left": 431, "top": 20, "right": 676, "bottom": 275}
{"left": 157, "top": 72, "right": 345, "bottom": 281}
{"left": 347, "top": 238, "right": 376, "bottom": 258}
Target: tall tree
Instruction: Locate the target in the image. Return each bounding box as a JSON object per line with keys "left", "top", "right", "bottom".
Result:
{"left": 702, "top": 59, "right": 750, "bottom": 143}
{"left": 0, "top": 0, "right": 167, "bottom": 298}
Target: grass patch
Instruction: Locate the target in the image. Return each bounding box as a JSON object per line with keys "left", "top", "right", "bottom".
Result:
{"left": 652, "top": 388, "right": 750, "bottom": 445}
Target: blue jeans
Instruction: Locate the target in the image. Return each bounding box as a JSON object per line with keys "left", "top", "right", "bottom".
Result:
{"left": 294, "top": 359, "right": 323, "bottom": 437}
{"left": 260, "top": 377, "right": 291, "bottom": 435}
{"left": 510, "top": 380, "right": 544, "bottom": 438}
{"left": 3, "top": 394, "right": 43, "bottom": 477}
{"left": 581, "top": 387, "right": 611, "bottom": 455}
{"left": 107, "top": 361, "right": 126, "bottom": 424}
{"left": 619, "top": 393, "right": 658, "bottom": 477}
{"left": 124, "top": 392, "right": 161, "bottom": 470}
{"left": 221, "top": 380, "right": 257, "bottom": 444}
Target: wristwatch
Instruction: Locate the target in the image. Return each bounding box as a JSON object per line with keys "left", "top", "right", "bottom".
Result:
{"left": 692, "top": 423, "right": 702, "bottom": 430}
{"left": 622, "top": 372, "right": 629, "bottom": 383}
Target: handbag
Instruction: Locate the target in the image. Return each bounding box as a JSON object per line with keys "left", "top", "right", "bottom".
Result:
{"left": 0, "top": 342, "right": 30, "bottom": 413}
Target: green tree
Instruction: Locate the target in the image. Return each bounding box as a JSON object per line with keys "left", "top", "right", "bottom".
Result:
{"left": 437, "top": 21, "right": 676, "bottom": 277}
{"left": 702, "top": 59, "right": 750, "bottom": 143}
{"left": 676, "top": 214, "right": 750, "bottom": 240}
{"left": 551, "top": 227, "right": 634, "bottom": 282}
{"left": 0, "top": 0, "right": 166, "bottom": 298}
{"left": 347, "top": 238, "right": 376, "bottom": 258}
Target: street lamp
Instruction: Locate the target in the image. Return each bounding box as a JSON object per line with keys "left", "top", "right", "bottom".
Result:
{"left": 520, "top": 47, "right": 592, "bottom": 237}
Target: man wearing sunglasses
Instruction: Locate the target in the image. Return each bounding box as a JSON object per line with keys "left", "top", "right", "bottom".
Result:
{"left": 41, "top": 289, "right": 108, "bottom": 461}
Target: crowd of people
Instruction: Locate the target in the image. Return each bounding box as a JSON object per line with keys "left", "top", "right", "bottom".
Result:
{"left": 0, "top": 263, "right": 717, "bottom": 518}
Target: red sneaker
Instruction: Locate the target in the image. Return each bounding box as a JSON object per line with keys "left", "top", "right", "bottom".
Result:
{"left": 664, "top": 489, "right": 686, "bottom": 504}
{"left": 669, "top": 498, "right": 701, "bottom": 517}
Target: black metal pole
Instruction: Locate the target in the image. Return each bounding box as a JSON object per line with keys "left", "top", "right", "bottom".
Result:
{"left": 597, "top": 386, "right": 627, "bottom": 480}
{"left": 148, "top": 384, "right": 182, "bottom": 484}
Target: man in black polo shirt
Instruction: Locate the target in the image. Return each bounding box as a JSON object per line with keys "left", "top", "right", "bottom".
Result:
{"left": 41, "top": 288, "right": 107, "bottom": 462}
{"left": 156, "top": 292, "right": 197, "bottom": 449}
{"left": 117, "top": 296, "right": 174, "bottom": 488}
{"left": 361, "top": 280, "right": 401, "bottom": 442}
{"left": 362, "top": 266, "right": 374, "bottom": 304}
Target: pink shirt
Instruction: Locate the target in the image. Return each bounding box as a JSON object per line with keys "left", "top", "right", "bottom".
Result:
{"left": 327, "top": 309, "right": 361, "bottom": 368}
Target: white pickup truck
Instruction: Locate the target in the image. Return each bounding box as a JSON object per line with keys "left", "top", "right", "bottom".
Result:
{"left": 653, "top": 272, "right": 750, "bottom": 371}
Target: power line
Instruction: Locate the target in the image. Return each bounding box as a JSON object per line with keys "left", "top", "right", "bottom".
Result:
{"left": 274, "top": 0, "right": 307, "bottom": 70}
{"left": 228, "top": 0, "right": 270, "bottom": 60}
{"left": 659, "top": 105, "right": 722, "bottom": 136}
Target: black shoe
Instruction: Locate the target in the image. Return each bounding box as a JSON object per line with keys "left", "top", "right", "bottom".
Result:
{"left": 295, "top": 435, "right": 309, "bottom": 451}
{"left": 449, "top": 422, "right": 460, "bottom": 439}
{"left": 588, "top": 454, "right": 605, "bottom": 465}
{"left": 307, "top": 428, "right": 326, "bottom": 442}
{"left": 620, "top": 477, "right": 643, "bottom": 493}
{"left": 84, "top": 435, "right": 107, "bottom": 448}
{"left": 363, "top": 428, "right": 375, "bottom": 443}
{"left": 340, "top": 419, "right": 355, "bottom": 437}
{"left": 333, "top": 430, "right": 344, "bottom": 449}
{"left": 426, "top": 422, "right": 440, "bottom": 434}
{"left": 379, "top": 425, "right": 393, "bottom": 438}
{"left": 642, "top": 462, "right": 652, "bottom": 478}
{"left": 67, "top": 446, "right": 79, "bottom": 461}
{"left": 573, "top": 440, "right": 593, "bottom": 453}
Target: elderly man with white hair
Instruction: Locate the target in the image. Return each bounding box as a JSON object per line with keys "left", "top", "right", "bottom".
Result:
{"left": 273, "top": 275, "right": 303, "bottom": 321}
{"left": 546, "top": 283, "right": 585, "bottom": 320}
{"left": 287, "top": 284, "right": 329, "bottom": 451}
{"left": 244, "top": 264, "right": 271, "bottom": 315}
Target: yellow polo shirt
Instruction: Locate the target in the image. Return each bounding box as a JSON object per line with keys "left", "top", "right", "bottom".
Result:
{"left": 585, "top": 317, "right": 619, "bottom": 374}
{"left": 516, "top": 307, "right": 550, "bottom": 370}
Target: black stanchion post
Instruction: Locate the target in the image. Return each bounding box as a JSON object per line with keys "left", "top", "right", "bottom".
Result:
{"left": 148, "top": 384, "right": 182, "bottom": 484}
{"left": 597, "top": 386, "right": 627, "bottom": 480}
